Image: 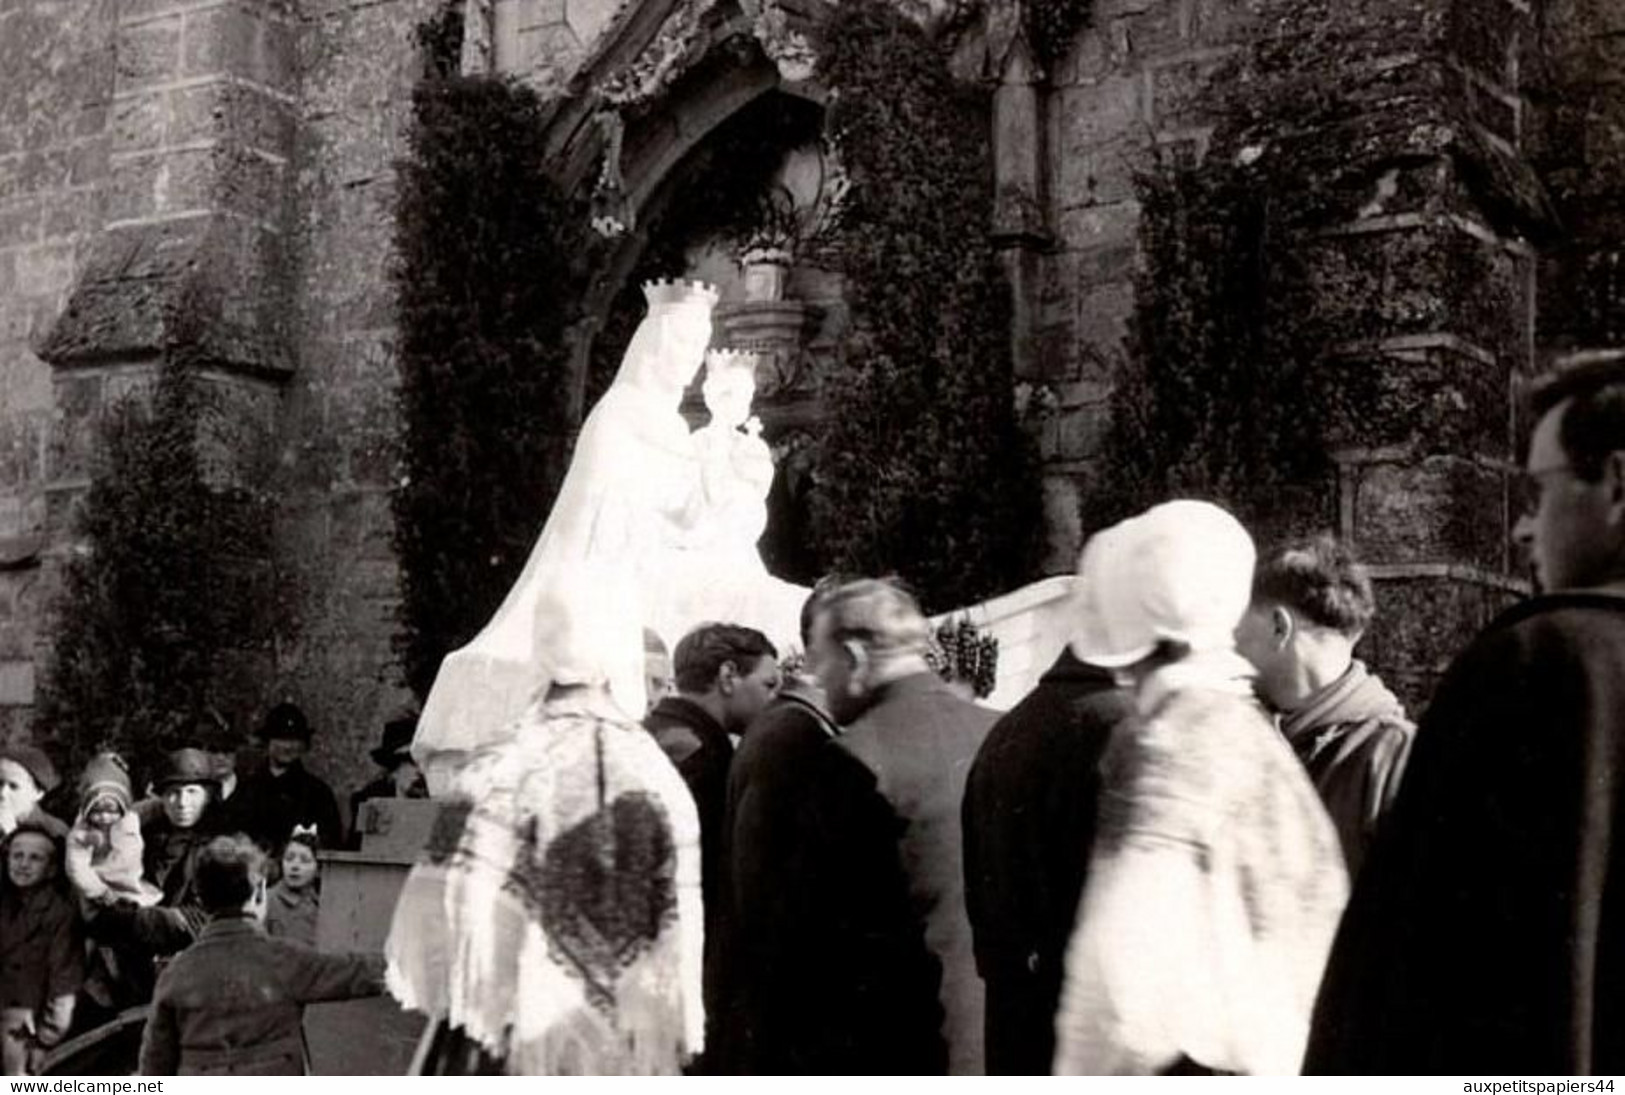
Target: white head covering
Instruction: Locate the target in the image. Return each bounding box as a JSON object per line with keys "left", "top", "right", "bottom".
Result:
{"left": 530, "top": 562, "right": 646, "bottom": 719}
{"left": 1069, "top": 499, "right": 1257, "bottom": 668}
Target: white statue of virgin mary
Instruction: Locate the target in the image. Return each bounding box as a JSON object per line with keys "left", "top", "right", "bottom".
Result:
{"left": 412, "top": 280, "right": 805, "bottom": 793}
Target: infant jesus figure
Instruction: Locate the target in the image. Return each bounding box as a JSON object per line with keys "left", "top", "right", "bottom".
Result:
{"left": 662, "top": 349, "right": 807, "bottom": 647}
{"left": 692, "top": 349, "right": 776, "bottom": 547}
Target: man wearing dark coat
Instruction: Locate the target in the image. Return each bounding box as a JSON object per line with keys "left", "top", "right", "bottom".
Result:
{"left": 720, "top": 583, "right": 843, "bottom": 1074}
{"left": 1307, "top": 354, "right": 1625, "bottom": 1074}
{"left": 642, "top": 623, "right": 780, "bottom": 1071}
{"left": 227, "top": 703, "right": 343, "bottom": 854}
{"left": 961, "top": 648, "right": 1132, "bottom": 1075}
{"left": 798, "top": 579, "right": 995, "bottom": 1075}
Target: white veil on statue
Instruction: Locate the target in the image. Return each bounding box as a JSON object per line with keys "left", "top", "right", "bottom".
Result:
{"left": 413, "top": 280, "right": 724, "bottom": 794}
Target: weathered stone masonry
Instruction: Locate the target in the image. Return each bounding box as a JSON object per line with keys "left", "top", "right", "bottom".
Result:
{"left": 0, "top": 0, "right": 1619, "bottom": 787}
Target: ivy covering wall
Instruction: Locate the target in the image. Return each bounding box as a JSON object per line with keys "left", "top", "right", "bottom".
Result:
{"left": 1102, "top": 155, "right": 1333, "bottom": 537}
{"left": 34, "top": 362, "right": 263, "bottom": 784}
{"left": 811, "top": 0, "right": 1041, "bottom": 612}
{"left": 391, "top": 51, "right": 587, "bottom": 699}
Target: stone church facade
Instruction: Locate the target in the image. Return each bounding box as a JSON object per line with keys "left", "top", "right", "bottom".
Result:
{"left": 0, "top": 0, "right": 1619, "bottom": 789}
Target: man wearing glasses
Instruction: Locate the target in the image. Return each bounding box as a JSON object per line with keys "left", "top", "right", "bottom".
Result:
{"left": 1306, "top": 353, "right": 1625, "bottom": 1074}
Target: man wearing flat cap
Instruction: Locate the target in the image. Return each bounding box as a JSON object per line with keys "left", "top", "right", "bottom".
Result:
{"left": 228, "top": 702, "right": 343, "bottom": 854}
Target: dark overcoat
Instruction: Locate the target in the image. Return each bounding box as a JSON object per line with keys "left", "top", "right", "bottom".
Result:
{"left": 718, "top": 684, "right": 838, "bottom": 1073}
{"left": 1306, "top": 592, "right": 1625, "bottom": 1074}
{"left": 961, "top": 650, "right": 1132, "bottom": 1075}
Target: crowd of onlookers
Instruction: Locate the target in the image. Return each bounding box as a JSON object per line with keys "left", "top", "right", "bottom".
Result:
{"left": 4, "top": 355, "right": 1622, "bottom": 1076}
{"left": 391, "top": 353, "right": 1625, "bottom": 1075}
{"left": 0, "top": 700, "right": 426, "bottom": 1073}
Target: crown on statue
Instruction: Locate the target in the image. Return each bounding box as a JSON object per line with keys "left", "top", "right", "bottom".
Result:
{"left": 642, "top": 278, "right": 720, "bottom": 311}
{"left": 704, "top": 348, "right": 760, "bottom": 378}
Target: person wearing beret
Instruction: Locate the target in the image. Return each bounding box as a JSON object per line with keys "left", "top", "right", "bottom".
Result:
{"left": 347, "top": 715, "right": 427, "bottom": 849}
{"left": 227, "top": 703, "right": 343, "bottom": 855}
{"left": 67, "top": 748, "right": 227, "bottom": 1014}
{"left": 0, "top": 746, "right": 68, "bottom": 843}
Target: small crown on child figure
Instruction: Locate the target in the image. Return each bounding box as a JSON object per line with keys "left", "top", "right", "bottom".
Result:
{"left": 642, "top": 278, "right": 720, "bottom": 310}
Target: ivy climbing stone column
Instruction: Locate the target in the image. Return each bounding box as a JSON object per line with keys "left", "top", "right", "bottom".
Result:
{"left": 32, "top": 0, "right": 296, "bottom": 724}
{"left": 1210, "top": 0, "right": 1550, "bottom": 707}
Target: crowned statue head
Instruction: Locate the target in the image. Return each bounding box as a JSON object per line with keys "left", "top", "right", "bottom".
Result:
{"left": 702, "top": 349, "right": 761, "bottom": 430}
{"left": 615, "top": 279, "right": 721, "bottom": 396}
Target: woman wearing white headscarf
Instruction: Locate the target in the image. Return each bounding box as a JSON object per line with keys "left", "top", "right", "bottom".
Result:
{"left": 1052, "top": 501, "right": 1347, "bottom": 1076}
{"left": 386, "top": 565, "right": 705, "bottom": 1075}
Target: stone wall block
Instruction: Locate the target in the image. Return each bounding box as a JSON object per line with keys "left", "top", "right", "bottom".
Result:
{"left": 112, "top": 94, "right": 167, "bottom": 153}
{"left": 1188, "top": 0, "right": 1258, "bottom": 47}
{"left": 15, "top": 242, "right": 78, "bottom": 297}
{"left": 1031, "top": 321, "right": 1080, "bottom": 381}
{"left": 104, "top": 157, "right": 162, "bottom": 221}
{"left": 44, "top": 373, "right": 103, "bottom": 483}
{"left": 115, "top": 18, "right": 182, "bottom": 88}
{"left": 42, "top": 487, "right": 87, "bottom": 545}
{"left": 179, "top": 4, "right": 257, "bottom": 81}
{"left": 0, "top": 661, "right": 35, "bottom": 705}
{"left": 0, "top": 417, "right": 42, "bottom": 489}
{"left": 1115, "top": 2, "right": 1188, "bottom": 62}
{"left": 1146, "top": 50, "right": 1236, "bottom": 130}
{"left": 1055, "top": 200, "right": 1141, "bottom": 251}
{"left": 1362, "top": 575, "right": 1519, "bottom": 693}
{"left": 1056, "top": 136, "right": 1141, "bottom": 209}
{"left": 1352, "top": 457, "right": 1507, "bottom": 570}
{"left": 1306, "top": 227, "right": 1454, "bottom": 341}
{"left": 1319, "top": 345, "right": 1511, "bottom": 458}
{"left": 1076, "top": 277, "right": 1134, "bottom": 359}
{"left": 1059, "top": 75, "right": 1143, "bottom": 152}
{"left": 212, "top": 144, "right": 287, "bottom": 221}
{"left": 1041, "top": 472, "right": 1084, "bottom": 570}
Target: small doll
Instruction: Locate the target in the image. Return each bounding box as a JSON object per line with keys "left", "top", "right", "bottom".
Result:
{"left": 67, "top": 753, "right": 161, "bottom": 908}
{"left": 264, "top": 824, "right": 320, "bottom": 948}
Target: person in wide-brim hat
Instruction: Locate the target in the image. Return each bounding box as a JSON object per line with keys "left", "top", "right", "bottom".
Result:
{"left": 234, "top": 702, "right": 343, "bottom": 853}
{"left": 349, "top": 715, "right": 426, "bottom": 847}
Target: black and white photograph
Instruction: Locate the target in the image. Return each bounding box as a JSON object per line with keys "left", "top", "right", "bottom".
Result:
{"left": 0, "top": 0, "right": 1621, "bottom": 1076}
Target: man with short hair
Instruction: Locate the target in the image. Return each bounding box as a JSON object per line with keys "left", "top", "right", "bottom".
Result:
{"left": 138, "top": 834, "right": 384, "bottom": 1075}
{"left": 1307, "top": 355, "right": 1625, "bottom": 1074}
{"left": 801, "top": 579, "right": 997, "bottom": 1075}
{"left": 644, "top": 622, "right": 779, "bottom": 1069}
{"left": 1234, "top": 536, "right": 1414, "bottom": 878}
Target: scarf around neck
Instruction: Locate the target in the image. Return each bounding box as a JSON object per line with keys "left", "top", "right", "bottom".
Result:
{"left": 386, "top": 688, "right": 704, "bottom": 1075}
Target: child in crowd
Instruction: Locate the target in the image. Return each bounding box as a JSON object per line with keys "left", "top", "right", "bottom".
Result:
{"left": 265, "top": 824, "right": 320, "bottom": 948}
{"left": 0, "top": 746, "right": 67, "bottom": 841}
{"left": 139, "top": 834, "right": 385, "bottom": 1075}
{"left": 68, "top": 753, "right": 162, "bottom": 908}
{"left": 0, "top": 822, "right": 82, "bottom": 1075}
